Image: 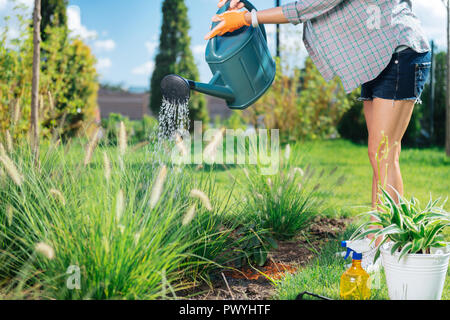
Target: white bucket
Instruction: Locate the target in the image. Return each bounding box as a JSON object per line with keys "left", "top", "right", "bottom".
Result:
{"left": 381, "top": 244, "right": 450, "bottom": 300}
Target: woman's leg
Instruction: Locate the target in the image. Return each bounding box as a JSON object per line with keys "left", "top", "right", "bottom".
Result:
{"left": 365, "top": 98, "right": 415, "bottom": 204}
{"left": 364, "top": 98, "right": 415, "bottom": 244}
{"left": 363, "top": 100, "right": 378, "bottom": 207}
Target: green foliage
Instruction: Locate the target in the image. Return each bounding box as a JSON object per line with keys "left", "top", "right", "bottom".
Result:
{"left": 337, "top": 91, "right": 368, "bottom": 144}
{"left": 238, "top": 144, "right": 346, "bottom": 240}
{"left": 296, "top": 58, "right": 353, "bottom": 140}
{"left": 41, "top": 0, "right": 68, "bottom": 42}
{"left": 133, "top": 115, "right": 159, "bottom": 142}
{"left": 421, "top": 51, "right": 447, "bottom": 147}
{"left": 223, "top": 111, "right": 247, "bottom": 130}
{"left": 0, "top": 8, "right": 98, "bottom": 140}
{"left": 0, "top": 128, "right": 273, "bottom": 298}
{"left": 150, "top": 0, "right": 209, "bottom": 126}
{"left": 243, "top": 57, "right": 352, "bottom": 143}
{"left": 274, "top": 226, "right": 390, "bottom": 300}
{"left": 101, "top": 113, "right": 158, "bottom": 146}
{"left": 352, "top": 188, "right": 450, "bottom": 262}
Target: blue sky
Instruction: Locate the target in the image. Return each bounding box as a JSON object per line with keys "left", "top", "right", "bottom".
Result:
{"left": 66, "top": 0, "right": 280, "bottom": 88}
{"left": 0, "top": 0, "right": 447, "bottom": 90}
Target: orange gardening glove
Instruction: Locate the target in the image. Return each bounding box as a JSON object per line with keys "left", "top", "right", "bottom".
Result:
{"left": 204, "top": 10, "right": 250, "bottom": 40}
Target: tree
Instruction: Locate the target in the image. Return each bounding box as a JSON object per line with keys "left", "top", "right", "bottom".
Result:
{"left": 40, "top": 0, "right": 68, "bottom": 42}
{"left": 0, "top": 8, "right": 98, "bottom": 141}
{"left": 150, "top": 0, "right": 209, "bottom": 127}
{"left": 31, "top": 0, "right": 41, "bottom": 163}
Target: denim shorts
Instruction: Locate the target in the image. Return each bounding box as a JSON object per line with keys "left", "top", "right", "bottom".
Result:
{"left": 359, "top": 48, "right": 431, "bottom": 104}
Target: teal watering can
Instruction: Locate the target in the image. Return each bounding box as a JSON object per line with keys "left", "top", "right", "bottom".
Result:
{"left": 161, "top": 0, "right": 276, "bottom": 110}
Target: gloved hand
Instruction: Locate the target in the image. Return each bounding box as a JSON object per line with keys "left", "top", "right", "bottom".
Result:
{"left": 204, "top": 10, "right": 251, "bottom": 40}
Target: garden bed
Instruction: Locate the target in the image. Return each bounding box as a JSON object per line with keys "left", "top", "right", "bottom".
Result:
{"left": 179, "top": 217, "right": 350, "bottom": 300}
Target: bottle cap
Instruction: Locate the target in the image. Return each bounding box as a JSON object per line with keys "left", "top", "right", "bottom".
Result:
{"left": 353, "top": 252, "right": 363, "bottom": 260}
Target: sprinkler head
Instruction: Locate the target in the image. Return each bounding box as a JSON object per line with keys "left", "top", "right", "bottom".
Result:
{"left": 160, "top": 74, "right": 192, "bottom": 103}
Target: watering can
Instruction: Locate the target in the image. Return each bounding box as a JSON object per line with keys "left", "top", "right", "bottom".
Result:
{"left": 161, "top": 0, "right": 276, "bottom": 110}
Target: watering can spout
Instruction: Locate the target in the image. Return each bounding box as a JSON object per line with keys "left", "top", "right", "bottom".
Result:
{"left": 161, "top": 74, "right": 235, "bottom": 104}
{"left": 190, "top": 72, "right": 235, "bottom": 102}
{"left": 160, "top": 0, "right": 275, "bottom": 110}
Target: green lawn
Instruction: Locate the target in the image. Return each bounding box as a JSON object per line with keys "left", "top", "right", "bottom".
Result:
{"left": 75, "top": 138, "right": 450, "bottom": 300}
{"left": 207, "top": 139, "right": 450, "bottom": 217}
{"left": 1, "top": 138, "right": 448, "bottom": 300}
{"left": 205, "top": 139, "right": 450, "bottom": 300}
{"left": 272, "top": 225, "right": 449, "bottom": 300}
{"left": 294, "top": 139, "right": 450, "bottom": 216}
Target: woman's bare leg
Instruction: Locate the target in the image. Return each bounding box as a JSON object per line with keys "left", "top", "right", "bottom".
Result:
{"left": 364, "top": 98, "right": 415, "bottom": 244}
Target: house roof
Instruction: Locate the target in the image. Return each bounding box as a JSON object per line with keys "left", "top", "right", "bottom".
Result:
{"left": 98, "top": 88, "right": 231, "bottom": 122}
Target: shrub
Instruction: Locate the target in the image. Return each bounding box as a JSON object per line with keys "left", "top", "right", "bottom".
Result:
{"left": 238, "top": 144, "right": 346, "bottom": 240}
{"left": 0, "top": 8, "right": 98, "bottom": 141}
{"left": 101, "top": 113, "right": 158, "bottom": 146}
{"left": 243, "top": 57, "right": 353, "bottom": 143}
{"left": 0, "top": 127, "right": 271, "bottom": 298}
{"left": 337, "top": 93, "right": 368, "bottom": 144}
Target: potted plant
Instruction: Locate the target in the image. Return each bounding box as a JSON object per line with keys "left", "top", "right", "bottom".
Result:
{"left": 352, "top": 188, "right": 450, "bottom": 300}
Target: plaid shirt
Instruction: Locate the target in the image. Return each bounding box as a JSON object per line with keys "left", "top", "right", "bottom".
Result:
{"left": 282, "top": 0, "right": 430, "bottom": 93}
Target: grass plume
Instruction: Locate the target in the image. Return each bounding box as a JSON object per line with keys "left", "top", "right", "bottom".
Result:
{"left": 103, "top": 151, "right": 111, "bottom": 182}
{"left": 149, "top": 165, "right": 168, "bottom": 209}
{"left": 35, "top": 242, "right": 55, "bottom": 260}
{"left": 182, "top": 204, "right": 197, "bottom": 226}
{"left": 0, "top": 154, "right": 23, "bottom": 186}
{"left": 190, "top": 189, "right": 213, "bottom": 211}
{"left": 83, "top": 128, "right": 100, "bottom": 167}
{"left": 118, "top": 121, "right": 127, "bottom": 156}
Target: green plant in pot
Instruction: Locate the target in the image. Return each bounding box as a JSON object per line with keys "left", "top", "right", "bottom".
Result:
{"left": 352, "top": 187, "right": 450, "bottom": 300}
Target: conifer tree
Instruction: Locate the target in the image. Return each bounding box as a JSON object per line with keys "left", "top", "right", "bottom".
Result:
{"left": 150, "top": 0, "right": 209, "bottom": 126}
{"left": 40, "top": 0, "right": 68, "bottom": 41}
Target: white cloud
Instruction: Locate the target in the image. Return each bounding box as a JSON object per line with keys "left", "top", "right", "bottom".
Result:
{"left": 145, "top": 41, "right": 158, "bottom": 56}
{"left": 97, "top": 57, "right": 112, "bottom": 70}
{"left": 0, "top": 0, "right": 7, "bottom": 11}
{"left": 67, "top": 5, "right": 97, "bottom": 40}
{"left": 192, "top": 44, "right": 206, "bottom": 56}
{"left": 413, "top": 0, "right": 446, "bottom": 50}
{"left": 94, "top": 39, "right": 116, "bottom": 52}
{"left": 132, "top": 61, "right": 155, "bottom": 76}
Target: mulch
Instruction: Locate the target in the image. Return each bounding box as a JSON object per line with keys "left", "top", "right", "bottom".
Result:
{"left": 178, "top": 216, "right": 350, "bottom": 300}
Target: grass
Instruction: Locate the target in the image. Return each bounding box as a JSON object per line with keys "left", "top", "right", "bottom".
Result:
{"left": 0, "top": 134, "right": 448, "bottom": 300}
{"left": 266, "top": 140, "right": 450, "bottom": 300}
{"left": 273, "top": 226, "right": 450, "bottom": 300}
{"left": 273, "top": 227, "right": 389, "bottom": 300}
{"left": 290, "top": 139, "right": 450, "bottom": 216}
{"left": 0, "top": 137, "right": 274, "bottom": 299}
{"left": 192, "top": 139, "right": 449, "bottom": 218}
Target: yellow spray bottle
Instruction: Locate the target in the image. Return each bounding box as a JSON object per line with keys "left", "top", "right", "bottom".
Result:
{"left": 340, "top": 241, "right": 371, "bottom": 300}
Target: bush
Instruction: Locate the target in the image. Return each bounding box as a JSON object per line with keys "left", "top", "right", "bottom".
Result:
{"left": 0, "top": 8, "right": 98, "bottom": 141}
{"left": 243, "top": 57, "right": 353, "bottom": 143}
{"left": 0, "top": 126, "right": 272, "bottom": 298}
{"left": 237, "top": 144, "right": 346, "bottom": 240}
{"left": 337, "top": 93, "right": 368, "bottom": 144}
{"left": 101, "top": 113, "right": 158, "bottom": 146}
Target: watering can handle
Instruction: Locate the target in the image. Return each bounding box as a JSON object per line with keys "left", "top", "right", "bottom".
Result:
{"left": 213, "top": 0, "right": 268, "bottom": 41}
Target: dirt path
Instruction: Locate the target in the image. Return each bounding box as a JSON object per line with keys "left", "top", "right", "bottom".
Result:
{"left": 179, "top": 217, "right": 350, "bottom": 300}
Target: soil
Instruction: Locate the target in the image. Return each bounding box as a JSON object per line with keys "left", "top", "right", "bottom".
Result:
{"left": 178, "top": 216, "right": 350, "bottom": 300}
